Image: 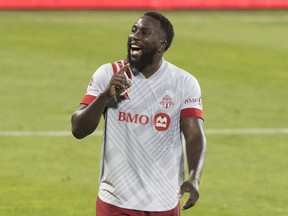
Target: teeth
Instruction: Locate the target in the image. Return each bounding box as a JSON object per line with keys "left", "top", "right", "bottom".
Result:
{"left": 131, "top": 44, "right": 141, "bottom": 49}
{"left": 130, "top": 44, "right": 142, "bottom": 55}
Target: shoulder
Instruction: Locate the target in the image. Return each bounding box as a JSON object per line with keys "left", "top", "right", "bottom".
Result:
{"left": 94, "top": 63, "right": 113, "bottom": 74}
{"left": 165, "top": 60, "right": 199, "bottom": 84}
{"left": 95, "top": 60, "right": 127, "bottom": 75}
{"left": 92, "top": 60, "right": 125, "bottom": 78}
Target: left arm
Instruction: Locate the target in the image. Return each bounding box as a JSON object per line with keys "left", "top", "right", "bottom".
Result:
{"left": 179, "top": 117, "right": 206, "bottom": 210}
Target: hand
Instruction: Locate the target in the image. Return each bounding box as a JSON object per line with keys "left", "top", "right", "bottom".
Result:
{"left": 107, "top": 63, "right": 131, "bottom": 97}
{"left": 178, "top": 180, "right": 199, "bottom": 210}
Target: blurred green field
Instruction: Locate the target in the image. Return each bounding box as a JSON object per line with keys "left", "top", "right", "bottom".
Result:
{"left": 0, "top": 10, "right": 287, "bottom": 216}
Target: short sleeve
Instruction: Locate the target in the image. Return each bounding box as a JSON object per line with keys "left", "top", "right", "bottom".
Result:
{"left": 180, "top": 75, "right": 203, "bottom": 120}
{"left": 81, "top": 64, "right": 112, "bottom": 105}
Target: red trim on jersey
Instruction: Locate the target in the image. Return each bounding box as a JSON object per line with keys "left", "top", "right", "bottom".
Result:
{"left": 81, "top": 94, "right": 96, "bottom": 105}
{"left": 117, "top": 61, "right": 124, "bottom": 68}
{"left": 112, "top": 62, "right": 118, "bottom": 74}
{"left": 125, "top": 67, "right": 132, "bottom": 79}
{"left": 180, "top": 108, "right": 203, "bottom": 120}
{"left": 111, "top": 60, "right": 132, "bottom": 79}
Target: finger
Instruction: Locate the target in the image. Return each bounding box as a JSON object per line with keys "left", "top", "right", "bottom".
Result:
{"left": 178, "top": 187, "right": 184, "bottom": 198}
{"left": 110, "top": 85, "right": 116, "bottom": 96}
{"left": 178, "top": 181, "right": 191, "bottom": 198}
{"left": 178, "top": 192, "right": 184, "bottom": 199}
{"left": 114, "top": 73, "right": 130, "bottom": 88}
{"left": 182, "top": 194, "right": 198, "bottom": 210}
{"left": 182, "top": 191, "right": 199, "bottom": 210}
{"left": 126, "top": 81, "right": 131, "bottom": 88}
{"left": 110, "top": 79, "right": 126, "bottom": 95}
{"left": 182, "top": 197, "right": 195, "bottom": 210}
{"left": 118, "top": 63, "right": 130, "bottom": 75}
{"left": 114, "top": 81, "right": 126, "bottom": 90}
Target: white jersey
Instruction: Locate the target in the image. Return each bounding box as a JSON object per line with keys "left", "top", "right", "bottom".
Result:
{"left": 81, "top": 59, "right": 203, "bottom": 211}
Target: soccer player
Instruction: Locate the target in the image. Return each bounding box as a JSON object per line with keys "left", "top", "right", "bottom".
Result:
{"left": 71, "top": 11, "right": 206, "bottom": 216}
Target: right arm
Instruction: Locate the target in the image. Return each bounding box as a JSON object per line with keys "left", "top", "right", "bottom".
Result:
{"left": 71, "top": 91, "right": 110, "bottom": 139}
{"left": 71, "top": 64, "right": 130, "bottom": 139}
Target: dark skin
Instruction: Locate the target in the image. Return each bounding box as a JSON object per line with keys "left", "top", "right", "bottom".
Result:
{"left": 71, "top": 15, "right": 206, "bottom": 211}
{"left": 128, "top": 16, "right": 167, "bottom": 78}
{"left": 179, "top": 117, "right": 206, "bottom": 210}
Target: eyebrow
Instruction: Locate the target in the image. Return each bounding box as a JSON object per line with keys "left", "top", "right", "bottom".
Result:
{"left": 132, "top": 24, "right": 151, "bottom": 32}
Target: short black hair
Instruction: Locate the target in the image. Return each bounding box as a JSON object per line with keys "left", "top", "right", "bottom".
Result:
{"left": 144, "top": 11, "right": 174, "bottom": 51}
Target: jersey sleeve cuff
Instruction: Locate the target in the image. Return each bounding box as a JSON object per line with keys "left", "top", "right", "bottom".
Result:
{"left": 180, "top": 108, "right": 204, "bottom": 120}
{"left": 81, "top": 94, "right": 96, "bottom": 105}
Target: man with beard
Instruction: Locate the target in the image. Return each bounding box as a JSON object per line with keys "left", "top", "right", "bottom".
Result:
{"left": 71, "top": 11, "right": 206, "bottom": 216}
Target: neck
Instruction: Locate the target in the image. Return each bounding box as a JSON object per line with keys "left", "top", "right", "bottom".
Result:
{"left": 141, "top": 57, "right": 163, "bottom": 78}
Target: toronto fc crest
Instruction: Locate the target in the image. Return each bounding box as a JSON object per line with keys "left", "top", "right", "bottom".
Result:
{"left": 160, "top": 95, "right": 174, "bottom": 109}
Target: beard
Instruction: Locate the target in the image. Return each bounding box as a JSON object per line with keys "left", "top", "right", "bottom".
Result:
{"left": 127, "top": 44, "right": 157, "bottom": 72}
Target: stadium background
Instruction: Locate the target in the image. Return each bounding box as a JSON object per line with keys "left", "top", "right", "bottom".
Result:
{"left": 1, "top": 0, "right": 288, "bottom": 9}
{"left": 0, "top": 1, "right": 287, "bottom": 216}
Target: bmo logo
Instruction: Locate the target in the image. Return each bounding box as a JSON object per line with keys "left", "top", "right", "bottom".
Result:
{"left": 118, "top": 112, "right": 171, "bottom": 131}
{"left": 153, "top": 113, "right": 170, "bottom": 131}
{"left": 118, "top": 112, "right": 149, "bottom": 125}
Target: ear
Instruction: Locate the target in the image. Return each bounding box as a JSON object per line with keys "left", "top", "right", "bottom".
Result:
{"left": 158, "top": 40, "right": 167, "bottom": 53}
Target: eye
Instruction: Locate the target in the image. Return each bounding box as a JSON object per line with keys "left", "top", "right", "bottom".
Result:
{"left": 131, "top": 26, "right": 137, "bottom": 33}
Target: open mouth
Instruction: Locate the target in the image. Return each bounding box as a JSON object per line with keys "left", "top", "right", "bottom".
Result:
{"left": 130, "top": 44, "right": 143, "bottom": 57}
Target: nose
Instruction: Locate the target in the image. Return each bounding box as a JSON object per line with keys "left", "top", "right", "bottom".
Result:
{"left": 132, "top": 30, "right": 141, "bottom": 40}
